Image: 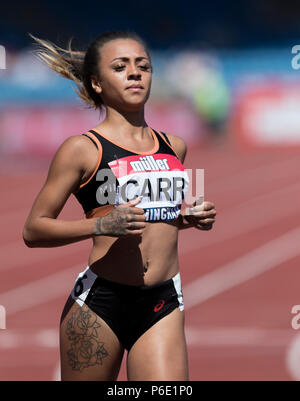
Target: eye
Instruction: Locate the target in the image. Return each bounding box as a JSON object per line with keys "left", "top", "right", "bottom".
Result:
{"left": 113, "top": 65, "right": 125, "bottom": 71}
{"left": 139, "top": 65, "right": 151, "bottom": 71}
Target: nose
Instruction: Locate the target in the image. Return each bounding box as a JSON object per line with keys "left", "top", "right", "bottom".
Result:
{"left": 127, "top": 63, "right": 141, "bottom": 80}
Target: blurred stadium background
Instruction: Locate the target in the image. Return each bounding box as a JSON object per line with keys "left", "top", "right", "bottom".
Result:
{"left": 1, "top": 0, "right": 300, "bottom": 381}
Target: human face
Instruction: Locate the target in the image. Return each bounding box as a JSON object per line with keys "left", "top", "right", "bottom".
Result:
{"left": 92, "top": 39, "right": 152, "bottom": 112}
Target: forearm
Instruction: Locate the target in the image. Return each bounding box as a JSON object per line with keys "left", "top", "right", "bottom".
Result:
{"left": 23, "top": 217, "right": 98, "bottom": 248}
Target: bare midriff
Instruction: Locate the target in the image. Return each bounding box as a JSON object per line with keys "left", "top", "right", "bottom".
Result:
{"left": 88, "top": 221, "right": 179, "bottom": 286}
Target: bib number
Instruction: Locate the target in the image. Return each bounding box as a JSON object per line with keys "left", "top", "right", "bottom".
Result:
{"left": 74, "top": 274, "right": 88, "bottom": 297}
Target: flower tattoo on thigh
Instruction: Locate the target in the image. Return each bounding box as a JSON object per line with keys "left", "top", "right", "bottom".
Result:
{"left": 66, "top": 305, "right": 109, "bottom": 371}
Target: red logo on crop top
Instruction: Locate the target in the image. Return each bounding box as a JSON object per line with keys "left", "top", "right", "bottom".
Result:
{"left": 154, "top": 299, "right": 165, "bottom": 312}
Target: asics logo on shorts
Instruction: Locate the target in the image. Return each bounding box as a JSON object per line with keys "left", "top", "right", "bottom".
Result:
{"left": 154, "top": 299, "right": 165, "bottom": 312}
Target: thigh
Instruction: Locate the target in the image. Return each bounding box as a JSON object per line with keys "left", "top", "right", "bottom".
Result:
{"left": 60, "top": 296, "right": 124, "bottom": 381}
{"left": 126, "top": 307, "right": 189, "bottom": 381}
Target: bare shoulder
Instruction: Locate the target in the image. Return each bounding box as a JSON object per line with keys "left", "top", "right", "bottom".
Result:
{"left": 54, "top": 134, "right": 91, "bottom": 158}
{"left": 164, "top": 133, "right": 188, "bottom": 164}
{"left": 44, "top": 134, "right": 99, "bottom": 192}
{"left": 50, "top": 134, "right": 95, "bottom": 171}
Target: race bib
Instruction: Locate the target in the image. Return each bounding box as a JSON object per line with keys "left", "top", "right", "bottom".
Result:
{"left": 108, "top": 154, "right": 189, "bottom": 222}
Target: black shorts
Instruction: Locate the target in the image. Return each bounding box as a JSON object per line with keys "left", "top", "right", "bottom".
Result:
{"left": 70, "top": 266, "right": 184, "bottom": 351}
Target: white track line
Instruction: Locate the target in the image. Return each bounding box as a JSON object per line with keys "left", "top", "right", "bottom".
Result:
{"left": 0, "top": 326, "right": 292, "bottom": 349}
{"left": 0, "top": 328, "right": 58, "bottom": 349}
{"left": 53, "top": 361, "right": 61, "bottom": 381}
{"left": 0, "top": 239, "right": 88, "bottom": 272}
{"left": 185, "top": 326, "right": 294, "bottom": 347}
{"left": 180, "top": 180, "right": 300, "bottom": 254}
{"left": 0, "top": 263, "right": 85, "bottom": 316}
{"left": 184, "top": 225, "right": 300, "bottom": 310}
{"left": 286, "top": 333, "right": 300, "bottom": 381}
{"left": 207, "top": 156, "right": 300, "bottom": 194}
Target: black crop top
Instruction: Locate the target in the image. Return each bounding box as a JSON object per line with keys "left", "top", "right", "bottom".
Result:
{"left": 73, "top": 128, "right": 189, "bottom": 222}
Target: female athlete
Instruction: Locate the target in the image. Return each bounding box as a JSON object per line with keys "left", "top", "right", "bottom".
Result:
{"left": 23, "top": 31, "right": 217, "bottom": 381}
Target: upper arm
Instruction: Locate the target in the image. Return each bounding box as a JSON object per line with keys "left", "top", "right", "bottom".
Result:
{"left": 164, "top": 134, "right": 188, "bottom": 164}
{"left": 24, "top": 135, "right": 87, "bottom": 223}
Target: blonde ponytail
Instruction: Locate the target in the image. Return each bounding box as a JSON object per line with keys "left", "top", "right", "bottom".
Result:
{"left": 28, "top": 33, "right": 95, "bottom": 107}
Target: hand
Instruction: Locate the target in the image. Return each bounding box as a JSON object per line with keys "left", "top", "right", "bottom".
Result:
{"left": 184, "top": 200, "right": 216, "bottom": 230}
{"left": 94, "top": 196, "right": 146, "bottom": 237}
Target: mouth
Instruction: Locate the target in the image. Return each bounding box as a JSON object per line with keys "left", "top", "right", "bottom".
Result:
{"left": 126, "top": 85, "right": 144, "bottom": 91}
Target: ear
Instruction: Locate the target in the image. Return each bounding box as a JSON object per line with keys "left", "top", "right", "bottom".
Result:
{"left": 91, "top": 75, "right": 102, "bottom": 95}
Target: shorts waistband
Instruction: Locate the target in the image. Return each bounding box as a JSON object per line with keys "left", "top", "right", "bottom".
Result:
{"left": 89, "top": 268, "right": 181, "bottom": 292}
{"left": 71, "top": 266, "right": 184, "bottom": 311}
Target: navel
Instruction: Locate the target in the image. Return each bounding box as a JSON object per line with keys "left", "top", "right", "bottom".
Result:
{"left": 144, "top": 259, "right": 150, "bottom": 273}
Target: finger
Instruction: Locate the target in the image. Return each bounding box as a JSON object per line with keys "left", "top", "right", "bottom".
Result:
{"left": 126, "top": 229, "right": 144, "bottom": 236}
{"left": 184, "top": 207, "right": 198, "bottom": 216}
{"left": 119, "top": 196, "right": 143, "bottom": 208}
{"left": 120, "top": 206, "right": 145, "bottom": 216}
{"left": 128, "top": 196, "right": 143, "bottom": 207}
{"left": 183, "top": 213, "right": 196, "bottom": 223}
{"left": 195, "top": 223, "right": 213, "bottom": 230}
{"left": 191, "top": 201, "right": 215, "bottom": 211}
{"left": 127, "top": 221, "right": 146, "bottom": 230}
{"left": 189, "top": 209, "right": 216, "bottom": 217}
{"left": 185, "top": 207, "right": 216, "bottom": 219}
{"left": 197, "top": 218, "right": 215, "bottom": 224}
{"left": 195, "top": 225, "right": 212, "bottom": 231}
{"left": 126, "top": 213, "right": 146, "bottom": 222}
{"left": 186, "top": 201, "right": 215, "bottom": 215}
{"left": 130, "top": 207, "right": 146, "bottom": 215}
{"left": 201, "top": 201, "right": 215, "bottom": 211}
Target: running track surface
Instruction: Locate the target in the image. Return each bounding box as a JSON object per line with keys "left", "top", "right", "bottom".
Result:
{"left": 1, "top": 135, "right": 300, "bottom": 381}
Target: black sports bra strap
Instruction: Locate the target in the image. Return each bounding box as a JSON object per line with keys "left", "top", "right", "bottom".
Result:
{"left": 82, "top": 133, "right": 98, "bottom": 149}
{"left": 85, "top": 129, "right": 171, "bottom": 150}
{"left": 157, "top": 130, "right": 172, "bottom": 146}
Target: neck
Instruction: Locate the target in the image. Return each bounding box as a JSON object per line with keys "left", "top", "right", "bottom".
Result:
{"left": 99, "top": 105, "right": 147, "bottom": 138}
